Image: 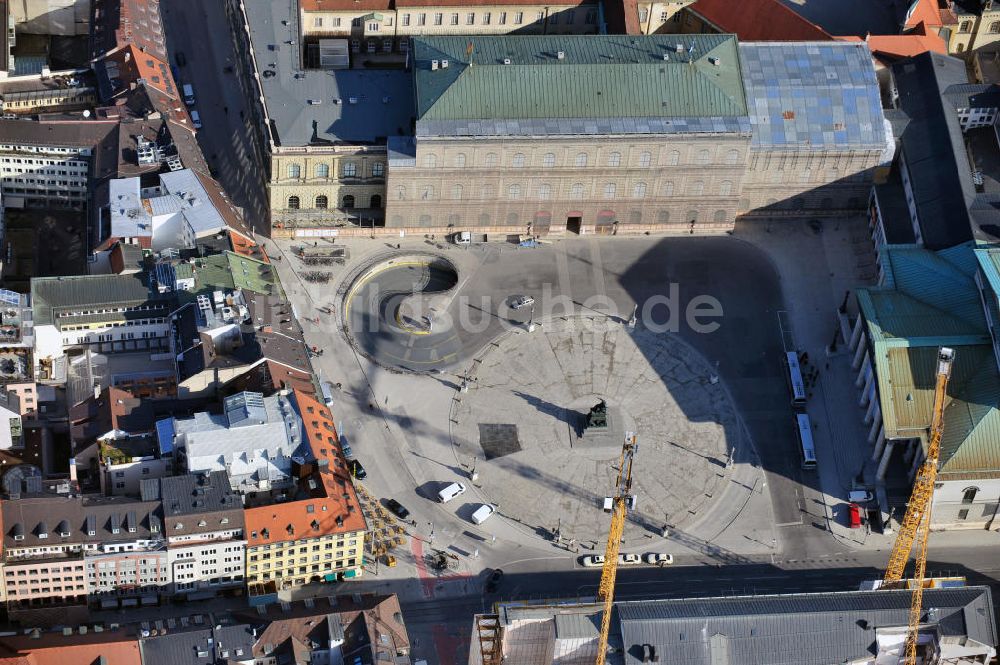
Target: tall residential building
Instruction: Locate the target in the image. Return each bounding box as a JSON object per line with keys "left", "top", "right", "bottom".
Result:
{"left": 244, "top": 390, "right": 366, "bottom": 602}
{"left": 30, "top": 273, "right": 174, "bottom": 383}
{"left": 0, "top": 119, "right": 117, "bottom": 209}
{"left": 1, "top": 491, "right": 167, "bottom": 622}
{"left": 142, "top": 470, "right": 246, "bottom": 599}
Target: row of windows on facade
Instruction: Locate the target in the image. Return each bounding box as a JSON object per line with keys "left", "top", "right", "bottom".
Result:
{"left": 252, "top": 560, "right": 356, "bottom": 580}
{"left": 396, "top": 180, "right": 737, "bottom": 202}
{"left": 286, "top": 194, "right": 381, "bottom": 209}
{"left": 958, "top": 19, "right": 1000, "bottom": 33}
{"left": 397, "top": 209, "right": 730, "bottom": 225}
{"left": 285, "top": 162, "right": 383, "bottom": 180}
{"left": 313, "top": 8, "right": 596, "bottom": 29}
{"left": 418, "top": 149, "right": 742, "bottom": 170}
{"left": 638, "top": 8, "right": 684, "bottom": 23}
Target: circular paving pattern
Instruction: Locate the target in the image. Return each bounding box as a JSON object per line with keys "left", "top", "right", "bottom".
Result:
{"left": 451, "top": 315, "right": 744, "bottom": 546}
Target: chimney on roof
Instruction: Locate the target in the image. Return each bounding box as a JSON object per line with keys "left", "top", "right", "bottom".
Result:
{"left": 556, "top": 51, "right": 565, "bottom": 60}
{"left": 431, "top": 60, "right": 439, "bottom": 71}
{"left": 441, "top": 59, "right": 449, "bottom": 68}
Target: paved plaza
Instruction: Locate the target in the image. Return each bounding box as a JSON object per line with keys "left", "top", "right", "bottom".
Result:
{"left": 452, "top": 315, "right": 741, "bottom": 547}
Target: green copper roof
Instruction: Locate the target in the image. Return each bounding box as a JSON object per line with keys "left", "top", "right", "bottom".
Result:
{"left": 857, "top": 243, "right": 1000, "bottom": 478}
{"left": 413, "top": 35, "right": 747, "bottom": 121}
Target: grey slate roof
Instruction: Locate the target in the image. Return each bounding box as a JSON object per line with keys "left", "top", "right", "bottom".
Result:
{"left": 144, "top": 470, "right": 245, "bottom": 537}
{"left": 943, "top": 83, "right": 1000, "bottom": 111}
{"left": 139, "top": 624, "right": 255, "bottom": 664}
{"left": 891, "top": 51, "right": 976, "bottom": 250}
{"left": 2, "top": 493, "right": 164, "bottom": 549}
{"left": 243, "top": 0, "right": 414, "bottom": 146}
{"left": 617, "top": 587, "right": 997, "bottom": 665}
{"left": 30, "top": 273, "right": 170, "bottom": 326}
{"left": 739, "top": 41, "right": 886, "bottom": 150}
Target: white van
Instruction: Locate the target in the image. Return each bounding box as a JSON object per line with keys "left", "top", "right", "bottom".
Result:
{"left": 182, "top": 83, "right": 195, "bottom": 106}
{"left": 321, "top": 381, "right": 335, "bottom": 406}
{"left": 438, "top": 482, "right": 466, "bottom": 503}
{"left": 471, "top": 504, "right": 495, "bottom": 525}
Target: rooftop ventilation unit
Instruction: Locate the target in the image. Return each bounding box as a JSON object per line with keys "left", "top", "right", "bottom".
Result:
{"left": 431, "top": 59, "right": 439, "bottom": 70}
{"left": 675, "top": 43, "right": 684, "bottom": 53}
{"left": 662, "top": 53, "right": 670, "bottom": 61}
{"left": 441, "top": 59, "right": 449, "bottom": 68}
{"left": 503, "top": 57, "right": 512, "bottom": 65}
{"left": 348, "top": 97, "right": 357, "bottom": 104}
{"left": 709, "top": 56, "right": 721, "bottom": 66}
{"left": 557, "top": 51, "right": 565, "bottom": 60}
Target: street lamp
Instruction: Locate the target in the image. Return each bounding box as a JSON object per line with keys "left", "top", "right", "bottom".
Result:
{"left": 527, "top": 304, "right": 536, "bottom": 333}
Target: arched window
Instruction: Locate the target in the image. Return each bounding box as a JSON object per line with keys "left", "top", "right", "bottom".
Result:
{"left": 372, "top": 162, "right": 385, "bottom": 177}
{"left": 287, "top": 196, "right": 300, "bottom": 209}
{"left": 287, "top": 164, "right": 301, "bottom": 179}
{"left": 738, "top": 198, "right": 750, "bottom": 211}
{"left": 688, "top": 180, "right": 704, "bottom": 196}
{"left": 662, "top": 181, "right": 675, "bottom": 197}
{"left": 370, "top": 194, "right": 382, "bottom": 208}
{"left": 607, "top": 151, "right": 621, "bottom": 167}
{"left": 454, "top": 153, "right": 467, "bottom": 168}
{"left": 575, "top": 152, "right": 588, "bottom": 167}
{"left": 713, "top": 210, "right": 726, "bottom": 223}
{"left": 508, "top": 184, "right": 522, "bottom": 199}
{"left": 686, "top": 209, "right": 698, "bottom": 223}
{"left": 657, "top": 210, "right": 670, "bottom": 223}
{"left": 725, "top": 149, "right": 740, "bottom": 165}
{"left": 538, "top": 183, "right": 552, "bottom": 200}
{"left": 512, "top": 153, "right": 526, "bottom": 168}
{"left": 342, "top": 195, "right": 355, "bottom": 209}
{"left": 718, "top": 180, "right": 733, "bottom": 196}
{"left": 342, "top": 162, "right": 357, "bottom": 177}
{"left": 667, "top": 150, "right": 680, "bottom": 166}
{"left": 451, "top": 184, "right": 464, "bottom": 200}
{"left": 604, "top": 183, "right": 616, "bottom": 199}
{"left": 423, "top": 153, "right": 438, "bottom": 168}
{"left": 315, "top": 195, "right": 328, "bottom": 209}
{"left": 315, "top": 164, "right": 330, "bottom": 178}
{"left": 696, "top": 149, "right": 710, "bottom": 165}
{"left": 485, "top": 153, "right": 498, "bottom": 168}
{"left": 395, "top": 186, "right": 406, "bottom": 200}
{"left": 421, "top": 185, "right": 435, "bottom": 200}
{"left": 962, "top": 487, "right": 979, "bottom": 504}
{"left": 639, "top": 151, "right": 652, "bottom": 168}
{"left": 991, "top": 20, "right": 1000, "bottom": 33}
{"left": 957, "top": 42, "right": 965, "bottom": 52}
{"left": 542, "top": 153, "right": 556, "bottom": 168}
{"left": 632, "top": 182, "right": 647, "bottom": 199}
{"left": 570, "top": 183, "right": 584, "bottom": 199}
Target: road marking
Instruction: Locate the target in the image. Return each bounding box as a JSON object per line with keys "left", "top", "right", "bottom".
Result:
{"left": 774, "top": 520, "right": 804, "bottom": 527}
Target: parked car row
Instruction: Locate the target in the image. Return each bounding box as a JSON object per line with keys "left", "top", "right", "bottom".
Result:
{"left": 580, "top": 553, "right": 674, "bottom": 567}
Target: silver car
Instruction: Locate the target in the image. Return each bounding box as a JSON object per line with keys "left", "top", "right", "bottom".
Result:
{"left": 511, "top": 295, "right": 535, "bottom": 310}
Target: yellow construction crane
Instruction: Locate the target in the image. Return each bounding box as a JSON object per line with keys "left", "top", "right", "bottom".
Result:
{"left": 881, "top": 346, "right": 954, "bottom": 665}
{"left": 595, "top": 432, "right": 638, "bottom": 665}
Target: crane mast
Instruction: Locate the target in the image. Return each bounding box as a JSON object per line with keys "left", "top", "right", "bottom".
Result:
{"left": 595, "top": 432, "right": 637, "bottom": 665}
{"left": 881, "top": 346, "right": 954, "bottom": 665}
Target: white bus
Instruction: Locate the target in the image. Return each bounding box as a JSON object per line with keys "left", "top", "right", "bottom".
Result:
{"left": 784, "top": 351, "right": 807, "bottom": 408}
{"left": 796, "top": 413, "right": 817, "bottom": 470}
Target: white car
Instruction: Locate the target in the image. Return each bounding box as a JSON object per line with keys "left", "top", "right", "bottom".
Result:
{"left": 644, "top": 553, "right": 674, "bottom": 566}
{"left": 848, "top": 490, "right": 874, "bottom": 503}
{"left": 581, "top": 555, "right": 606, "bottom": 568}
{"left": 617, "top": 553, "right": 642, "bottom": 565}
{"left": 471, "top": 503, "right": 495, "bottom": 525}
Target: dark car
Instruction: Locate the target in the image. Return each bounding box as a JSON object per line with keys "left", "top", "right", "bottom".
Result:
{"left": 485, "top": 568, "right": 504, "bottom": 593}
{"left": 175, "top": 51, "right": 187, "bottom": 67}
{"left": 349, "top": 459, "right": 367, "bottom": 480}
{"left": 385, "top": 499, "right": 410, "bottom": 520}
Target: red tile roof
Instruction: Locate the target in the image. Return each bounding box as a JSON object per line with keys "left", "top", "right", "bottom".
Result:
{"left": 904, "top": 0, "right": 955, "bottom": 29}
{"left": 688, "top": 0, "right": 833, "bottom": 41}
{"left": 244, "top": 391, "right": 366, "bottom": 547}
{"left": 868, "top": 24, "right": 947, "bottom": 60}
{"left": 0, "top": 632, "right": 141, "bottom": 665}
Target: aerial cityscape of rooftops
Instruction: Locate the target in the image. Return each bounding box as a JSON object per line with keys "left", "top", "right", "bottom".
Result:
{"left": 2, "top": 0, "right": 1000, "bottom": 662}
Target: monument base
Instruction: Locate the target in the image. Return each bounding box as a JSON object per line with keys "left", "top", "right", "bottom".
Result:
{"left": 574, "top": 406, "right": 624, "bottom": 449}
